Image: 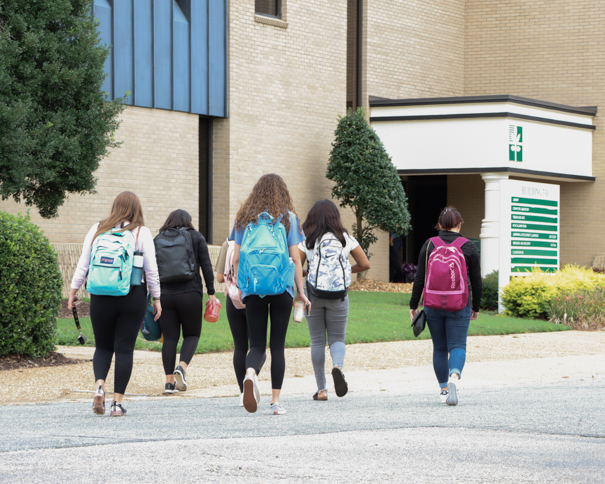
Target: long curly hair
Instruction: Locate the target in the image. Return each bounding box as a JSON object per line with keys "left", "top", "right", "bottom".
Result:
{"left": 234, "top": 174, "right": 302, "bottom": 234}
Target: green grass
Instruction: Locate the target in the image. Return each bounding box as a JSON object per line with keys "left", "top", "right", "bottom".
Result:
{"left": 56, "top": 292, "right": 570, "bottom": 353}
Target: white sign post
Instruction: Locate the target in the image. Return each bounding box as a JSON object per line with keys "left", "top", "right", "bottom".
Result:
{"left": 498, "top": 180, "right": 560, "bottom": 312}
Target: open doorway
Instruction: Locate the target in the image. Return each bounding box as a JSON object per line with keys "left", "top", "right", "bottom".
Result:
{"left": 405, "top": 175, "right": 448, "bottom": 265}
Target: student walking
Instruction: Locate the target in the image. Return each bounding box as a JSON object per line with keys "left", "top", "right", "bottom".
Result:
{"left": 68, "top": 191, "right": 161, "bottom": 417}
{"left": 298, "top": 200, "right": 370, "bottom": 401}
{"left": 155, "top": 209, "right": 216, "bottom": 394}
{"left": 215, "top": 238, "right": 266, "bottom": 405}
{"left": 409, "top": 207, "right": 482, "bottom": 406}
{"left": 233, "top": 173, "right": 309, "bottom": 415}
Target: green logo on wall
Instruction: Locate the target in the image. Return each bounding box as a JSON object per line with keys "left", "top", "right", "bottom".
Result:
{"left": 509, "top": 125, "right": 523, "bottom": 162}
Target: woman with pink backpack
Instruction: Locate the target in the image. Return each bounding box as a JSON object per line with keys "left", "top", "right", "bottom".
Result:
{"left": 409, "top": 207, "right": 482, "bottom": 406}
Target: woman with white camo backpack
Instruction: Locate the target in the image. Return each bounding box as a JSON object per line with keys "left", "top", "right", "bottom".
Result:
{"left": 298, "top": 200, "right": 370, "bottom": 401}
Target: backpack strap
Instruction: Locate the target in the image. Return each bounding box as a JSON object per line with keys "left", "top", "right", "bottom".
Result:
{"left": 451, "top": 236, "right": 469, "bottom": 250}
{"left": 430, "top": 236, "right": 445, "bottom": 248}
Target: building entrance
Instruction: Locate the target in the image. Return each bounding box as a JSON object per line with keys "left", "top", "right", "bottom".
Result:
{"left": 406, "top": 175, "right": 447, "bottom": 265}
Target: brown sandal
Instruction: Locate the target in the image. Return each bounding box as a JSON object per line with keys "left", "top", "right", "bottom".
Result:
{"left": 312, "top": 390, "right": 328, "bottom": 401}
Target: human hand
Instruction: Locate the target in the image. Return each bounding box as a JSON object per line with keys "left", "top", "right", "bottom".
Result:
{"left": 471, "top": 310, "right": 478, "bottom": 320}
{"left": 153, "top": 299, "right": 162, "bottom": 321}
{"left": 67, "top": 291, "right": 80, "bottom": 310}
{"left": 208, "top": 294, "right": 218, "bottom": 305}
{"left": 294, "top": 292, "right": 311, "bottom": 313}
{"left": 410, "top": 309, "right": 418, "bottom": 321}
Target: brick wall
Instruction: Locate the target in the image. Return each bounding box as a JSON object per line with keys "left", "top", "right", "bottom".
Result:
{"left": 0, "top": 106, "right": 200, "bottom": 243}
{"left": 465, "top": 0, "right": 605, "bottom": 267}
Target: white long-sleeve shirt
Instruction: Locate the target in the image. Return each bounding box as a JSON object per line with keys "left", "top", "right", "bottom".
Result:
{"left": 70, "top": 223, "right": 161, "bottom": 298}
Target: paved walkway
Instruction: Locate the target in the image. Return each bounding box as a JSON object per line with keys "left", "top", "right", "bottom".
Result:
{"left": 1, "top": 332, "right": 604, "bottom": 482}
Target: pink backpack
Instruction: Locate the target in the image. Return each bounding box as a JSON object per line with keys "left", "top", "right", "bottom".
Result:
{"left": 423, "top": 236, "right": 469, "bottom": 312}
{"left": 224, "top": 240, "right": 245, "bottom": 309}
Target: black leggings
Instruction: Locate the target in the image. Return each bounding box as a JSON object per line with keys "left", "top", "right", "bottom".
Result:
{"left": 90, "top": 284, "right": 147, "bottom": 395}
{"left": 226, "top": 296, "right": 266, "bottom": 392}
{"left": 159, "top": 292, "right": 203, "bottom": 375}
{"left": 245, "top": 292, "right": 292, "bottom": 390}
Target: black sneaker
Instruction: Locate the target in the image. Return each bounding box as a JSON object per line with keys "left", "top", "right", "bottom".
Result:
{"left": 164, "top": 382, "right": 178, "bottom": 394}
{"left": 332, "top": 366, "right": 348, "bottom": 397}
{"left": 174, "top": 365, "right": 188, "bottom": 391}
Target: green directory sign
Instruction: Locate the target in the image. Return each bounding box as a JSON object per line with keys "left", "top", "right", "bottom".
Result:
{"left": 499, "top": 180, "right": 560, "bottom": 311}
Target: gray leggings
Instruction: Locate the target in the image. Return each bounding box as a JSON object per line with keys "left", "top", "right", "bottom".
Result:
{"left": 305, "top": 291, "right": 349, "bottom": 392}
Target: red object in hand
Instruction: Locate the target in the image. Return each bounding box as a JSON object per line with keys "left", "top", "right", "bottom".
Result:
{"left": 204, "top": 298, "right": 222, "bottom": 323}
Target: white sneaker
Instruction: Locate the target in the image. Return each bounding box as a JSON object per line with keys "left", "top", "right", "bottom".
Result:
{"left": 446, "top": 375, "right": 459, "bottom": 406}
{"left": 440, "top": 389, "right": 448, "bottom": 404}
{"left": 239, "top": 393, "right": 244, "bottom": 407}
{"left": 253, "top": 374, "right": 261, "bottom": 403}
{"left": 243, "top": 374, "right": 259, "bottom": 413}
{"left": 271, "top": 402, "right": 286, "bottom": 415}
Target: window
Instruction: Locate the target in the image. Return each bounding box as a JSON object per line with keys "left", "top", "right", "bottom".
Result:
{"left": 255, "top": 0, "right": 281, "bottom": 18}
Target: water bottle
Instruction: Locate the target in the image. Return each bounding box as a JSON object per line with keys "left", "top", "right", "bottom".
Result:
{"left": 131, "top": 251, "right": 144, "bottom": 286}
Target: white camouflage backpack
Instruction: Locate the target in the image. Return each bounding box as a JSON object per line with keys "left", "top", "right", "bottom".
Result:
{"left": 307, "top": 233, "right": 352, "bottom": 300}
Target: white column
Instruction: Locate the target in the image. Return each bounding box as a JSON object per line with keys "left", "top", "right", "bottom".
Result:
{"left": 480, "top": 173, "right": 509, "bottom": 278}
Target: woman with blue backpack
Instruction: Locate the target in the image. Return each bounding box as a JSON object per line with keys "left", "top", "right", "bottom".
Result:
{"left": 68, "top": 191, "right": 161, "bottom": 417}
{"left": 409, "top": 207, "right": 482, "bottom": 406}
{"left": 298, "top": 200, "right": 370, "bottom": 401}
{"left": 155, "top": 209, "right": 217, "bottom": 395}
{"left": 232, "top": 174, "right": 309, "bottom": 415}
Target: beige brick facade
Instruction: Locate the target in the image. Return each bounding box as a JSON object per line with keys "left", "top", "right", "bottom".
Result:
{"left": 0, "top": 106, "right": 200, "bottom": 242}
{"left": 465, "top": 0, "right": 605, "bottom": 267}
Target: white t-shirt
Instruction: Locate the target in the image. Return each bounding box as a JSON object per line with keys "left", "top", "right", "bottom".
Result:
{"left": 298, "top": 232, "right": 359, "bottom": 263}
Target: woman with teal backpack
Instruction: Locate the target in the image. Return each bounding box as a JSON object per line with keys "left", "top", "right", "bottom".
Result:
{"left": 232, "top": 174, "right": 310, "bottom": 415}
{"left": 68, "top": 191, "right": 162, "bottom": 417}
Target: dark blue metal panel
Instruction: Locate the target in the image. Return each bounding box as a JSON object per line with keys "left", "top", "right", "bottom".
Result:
{"left": 208, "top": 0, "right": 227, "bottom": 117}
{"left": 113, "top": 0, "right": 133, "bottom": 104}
{"left": 94, "top": 0, "right": 227, "bottom": 116}
{"left": 172, "top": 0, "right": 190, "bottom": 112}
{"left": 154, "top": 0, "right": 172, "bottom": 110}
{"left": 190, "top": 0, "right": 208, "bottom": 115}
{"left": 94, "top": 0, "right": 113, "bottom": 98}
{"left": 134, "top": 0, "right": 153, "bottom": 108}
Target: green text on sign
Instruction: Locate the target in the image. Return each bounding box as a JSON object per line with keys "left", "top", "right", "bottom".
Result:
{"left": 512, "top": 214, "right": 558, "bottom": 223}
{"left": 511, "top": 197, "right": 558, "bottom": 207}
{"left": 512, "top": 205, "right": 558, "bottom": 216}
{"left": 512, "top": 241, "right": 558, "bottom": 248}
{"left": 512, "top": 232, "right": 558, "bottom": 240}
{"left": 511, "top": 223, "right": 557, "bottom": 232}
{"left": 511, "top": 249, "right": 558, "bottom": 256}
{"left": 512, "top": 266, "right": 558, "bottom": 273}
{"left": 511, "top": 258, "right": 558, "bottom": 265}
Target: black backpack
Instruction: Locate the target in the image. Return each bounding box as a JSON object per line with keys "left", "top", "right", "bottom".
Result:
{"left": 154, "top": 228, "right": 196, "bottom": 283}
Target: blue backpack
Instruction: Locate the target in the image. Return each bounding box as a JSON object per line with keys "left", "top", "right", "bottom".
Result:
{"left": 238, "top": 212, "right": 295, "bottom": 296}
{"left": 87, "top": 229, "right": 136, "bottom": 296}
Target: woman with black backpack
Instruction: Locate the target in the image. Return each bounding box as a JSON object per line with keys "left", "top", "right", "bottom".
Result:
{"left": 155, "top": 209, "right": 216, "bottom": 394}
{"left": 409, "top": 207, "right": 482, "bottom": 406}
{"left": 298, "top": 200, "right": 370, "bottom": 401}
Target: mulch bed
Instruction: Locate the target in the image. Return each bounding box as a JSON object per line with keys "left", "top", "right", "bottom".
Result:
{"left": 59, "top": 299, "right": 90, "bottom": 319}
{"left": 0, "top": 352, "right": 88, "bottom": 372}
{"left": 349, "top": 279, "right": 413, "bottom": 293}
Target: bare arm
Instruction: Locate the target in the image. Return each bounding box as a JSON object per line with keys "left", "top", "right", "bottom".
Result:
{"left": 350, "top": 246, "right": 370, "bottom": 273}
{"left": 234, "top": 244, "right": 240, "bottom": 280}
{"left": 289, "top": 245, "right": 311, "bottom": 310}
{"left": 216, "top": 273, "right": 225, "bottom": 284}
{"left": 298, "top": 248, "right": 307, "bottom": 278}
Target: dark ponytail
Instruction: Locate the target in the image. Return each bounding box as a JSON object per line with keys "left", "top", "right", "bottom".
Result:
{"left": 435, "top": 206, "right": 464, "bottom": 231}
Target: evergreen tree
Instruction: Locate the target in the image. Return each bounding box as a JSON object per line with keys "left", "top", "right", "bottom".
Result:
{"left": 327, "top": 108, "right": 411, "bottom": 263}
{"left": 0, "top": 0, "right": 125, "bottom": 218}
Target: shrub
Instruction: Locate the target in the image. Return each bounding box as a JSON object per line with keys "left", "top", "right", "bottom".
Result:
{"left": 546, "top": 288, "right": 605, "bottom": 329}
{"left": 480, "top": 270, "right": 499, "bottom": 310}
{"left": 501, "top": 265, "right": 605, "bottom": 319}
{"left": 0, "top": 212, "right": 62, "bottom": 357}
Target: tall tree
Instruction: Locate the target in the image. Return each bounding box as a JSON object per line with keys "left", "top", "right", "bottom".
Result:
{"left": 0, "top": 0, "right": 125, "bottom": 218}
{"left": 327, "top": 107, "right": 411, "bottom": 263}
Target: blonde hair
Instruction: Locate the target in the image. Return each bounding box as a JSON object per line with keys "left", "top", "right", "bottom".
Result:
{"left": 234, "top": 174, "right": 301, "bottom": 233}
{"left": 94, "top": 191, "right": 145, "bottom": 241}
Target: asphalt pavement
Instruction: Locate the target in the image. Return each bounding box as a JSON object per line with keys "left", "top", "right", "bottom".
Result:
{"left": 1, "top": 376, "right": 604, "bottom": 483}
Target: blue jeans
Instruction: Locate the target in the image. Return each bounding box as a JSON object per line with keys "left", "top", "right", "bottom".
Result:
{"left": 425, "top": 301, "right": 471, "bottom": 388}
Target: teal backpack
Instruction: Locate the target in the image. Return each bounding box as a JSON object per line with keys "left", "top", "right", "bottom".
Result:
{"left": 238, "top": 212, "right": 294, "bottom": 296}
{"left": 86, "top": 229, "right": 136, "bottom": 296}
